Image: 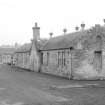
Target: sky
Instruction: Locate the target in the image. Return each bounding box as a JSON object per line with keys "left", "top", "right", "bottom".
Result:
{"left": 0, "top": 0, "right": 105, "bottom": 45}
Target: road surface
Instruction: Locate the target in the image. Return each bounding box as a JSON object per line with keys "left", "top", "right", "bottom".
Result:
{"left": 0, "top": 64, "right": 105, "bottom": 105}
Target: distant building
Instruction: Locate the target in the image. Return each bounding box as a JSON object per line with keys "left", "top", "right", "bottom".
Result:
{"left": 0, "top": 47, "right": 15, "bottom": 64}
{"left": 14, "top": 43, "right": 31, "bottom": 69}
{"left": 14, "top": 23, "right": 105, "bottom": 80}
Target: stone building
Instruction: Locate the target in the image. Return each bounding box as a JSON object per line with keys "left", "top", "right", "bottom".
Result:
{"left": 14, "top": 23, "right": 105, "bottom": 80}
{"left": 14, "top": 23, "right": 47, "bottom": 71}
{"left": 0, "top": 47, "right": 15, "bottom": 64}
{"left": 14, "top": 43, "right": 31, "bottom": 69}
{"left": 40, "top": 24, "right": 105, "bottom": 80}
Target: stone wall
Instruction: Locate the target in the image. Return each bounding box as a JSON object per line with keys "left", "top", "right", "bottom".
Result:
{"left": 41, "top": 34, "right": 105, "bottom": 80}
{"left": 1, "top": 54, "right": 12, "bottom": 64}
{"left": 41, "top": 49, "right": 72, "bottom": 78}
{"left": 72, "top": 49, "right": 99, "bottom": 80}
{"left": 29, "top": 41, "right": 40, "bottom": 72}
{"left": 15, "top": 52, "right": 30, "bottom": 69}
{"left": 72, "top": 34, "right": 105, "bottom": 80}
{"left": 13, "top": 25, "right": 105, "bottom": 80}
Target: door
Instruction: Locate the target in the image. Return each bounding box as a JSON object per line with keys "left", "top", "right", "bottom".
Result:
{"left": 94, "top": 35, "right": 102, "bottom": 72}
{"left": 94, "top": 51, "right": 102, "bottom": 72}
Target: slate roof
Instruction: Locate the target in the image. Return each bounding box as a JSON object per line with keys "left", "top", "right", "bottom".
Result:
{"left": 41, "top": 30, "right": 88, "bottom": 51}
{"left": 15, "top": 39, "right": 48, "bottom": 53}
{"left": 0, "top": 47, "right": 16, "bottom": 55}
{"left": 15, "top": 24, "right": 105, "bottom": 52}
{"left": 15, "top": 43, "right": 32, "bottom": 53}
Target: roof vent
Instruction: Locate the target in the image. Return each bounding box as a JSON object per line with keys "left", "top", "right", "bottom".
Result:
{"left": 75, "top": 26, "right": 79, "bottom": 31}
{"left": 49, "top": 32, "right": 53, "bottom": 38}
{"left": 81, "top": 22, "right": 85, "bottom": 30}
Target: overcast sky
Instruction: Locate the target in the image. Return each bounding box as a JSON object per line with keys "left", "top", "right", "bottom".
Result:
{"left": 0, "top": 0, "right": 105, "bottom": 45}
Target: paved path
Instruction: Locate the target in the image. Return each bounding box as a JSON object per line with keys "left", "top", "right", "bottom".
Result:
{"left": 0, "top": 64, "right": 105, "bottom": 105}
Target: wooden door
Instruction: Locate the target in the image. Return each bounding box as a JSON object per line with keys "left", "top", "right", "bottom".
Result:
{"left": 94, "top": 35, "right": 102, "bottom": 72}
{"left": 94, "top": 51, "right": 102, "bottom": 72}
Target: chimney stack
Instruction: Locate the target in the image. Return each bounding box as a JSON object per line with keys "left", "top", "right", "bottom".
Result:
{"left": 32, "top": 22, "right": 40, "bottom": 41}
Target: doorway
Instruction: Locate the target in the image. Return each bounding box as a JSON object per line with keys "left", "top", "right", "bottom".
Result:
{"left": 94, "top": 35, "right": 102, "bottom": 72}
{"left": 94, "top": 51, "right": 102, "bottom": 72}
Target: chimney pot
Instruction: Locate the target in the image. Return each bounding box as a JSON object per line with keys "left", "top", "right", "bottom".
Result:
{"left": 49, "top": 32, "right": 53, "bottom": 38}
{"left": 103, "top": 19, "right": 105, "bottom": 24}
{"left": 75, "top": 26, "right": 79, "bottom": 31}
{"left": 81, "top": 22, "right": 85, "bottom": 30}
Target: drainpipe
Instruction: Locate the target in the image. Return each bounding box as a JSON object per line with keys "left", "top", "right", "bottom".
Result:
{"left": 70, "top": 47, "right": 74, "bottom": 80}
{"left": 38, "top": 51, "right": 42, "bottom": 72}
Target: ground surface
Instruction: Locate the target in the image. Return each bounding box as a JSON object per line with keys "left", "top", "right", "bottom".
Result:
{"left": 0, "top": 64, "right": 105, "bottom": 105}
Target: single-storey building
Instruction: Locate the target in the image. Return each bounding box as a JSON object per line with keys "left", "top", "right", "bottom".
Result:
{"left": 14, "top": 43, "right": 31, "bottom": 69}
{"left": 0, "top": 47, "right": 15, "bottom": 64}
{"left": 14, "top": 23, "right": 47, "bottom": 71}
{"left": 14, "top": 23, "right": 105, "bottom": 80}
{"left": 40, "top": 25, "right": 105, "bottom": 80}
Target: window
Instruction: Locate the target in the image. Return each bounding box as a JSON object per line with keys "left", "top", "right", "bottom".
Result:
{"left": 58, "top": 51, "right": 66, "bottom": 68}
{"left": 58, "top": 52, "right": 60, "bottom": 67}
{"left": 94, "top": 50, "right": 102, "bottom": 72}
{"left": 68, "top": 50, "right": 70, "bottom": 56}
{"left": 64, "top": 51, "right": 66, "bottom": 66}
{"left": 62, "top": 51, "right": 66, "bottom": 67}
{"left": 58, "top": 51, "right": 62, "bottom": 67}
{"left": 62, "top": 51, "right": 64, "bottom": 68}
